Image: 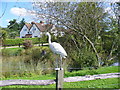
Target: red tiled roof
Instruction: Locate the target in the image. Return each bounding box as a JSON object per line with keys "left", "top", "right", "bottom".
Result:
{"left": 25, "top": 23, "right": 32, "bottom": 30}
{"left": 25, "top": 22, "right": 53, "bottom": 32}
{"left": 34, "top": 23, "right": 53, "bottom": 32}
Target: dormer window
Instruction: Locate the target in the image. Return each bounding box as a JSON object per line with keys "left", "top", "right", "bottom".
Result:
{"left": 24, "top": 29, "right": 27, "bottom": 31}
{"left": 33, "top": 28, "right": 36, "bottom": 33}
{"left": 33, "top": 28, "right": 36, "bottom": 31}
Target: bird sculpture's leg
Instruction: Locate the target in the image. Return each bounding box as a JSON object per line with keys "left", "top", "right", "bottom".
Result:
{"left": 60, "top": 55, "right": 62, "bottom": 70}
{"left": 56, "top": 55, "right": 59, "bottom": 68}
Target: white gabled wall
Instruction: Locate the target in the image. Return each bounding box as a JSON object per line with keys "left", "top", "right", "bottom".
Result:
{"left": 20, "top": 23, "right": 58, "bottom": 38}
{"left": 30, "top": 24, "right": 42, "bottom": 38}
{"left": 20, "top": 25, "right": 29, "bottom": 38}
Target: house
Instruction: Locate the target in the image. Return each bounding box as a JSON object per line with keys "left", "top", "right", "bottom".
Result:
{"left": 20, "top": 21, "right": 53, "bottom": 38}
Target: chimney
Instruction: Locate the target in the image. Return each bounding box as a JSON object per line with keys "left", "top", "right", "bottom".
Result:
{"left": 40, "top": 21, "right": 44, "bottom": 24}
{"left": 31, "top": 22, "right": 35, "bottom": 24}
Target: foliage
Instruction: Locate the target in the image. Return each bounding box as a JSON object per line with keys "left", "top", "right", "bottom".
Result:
{"left": 21, "top": 46, "right": 56, "bottom": 75}
{"left": 23, "top": 40, "right": 33, "bottom": 49}
{"left": 3, "top": 38, "right": 40, "bottom": 46}
{"left": 1, "top": 46, "right": 56, "bottom": 78}
{"left": 37, "top": 34, "right": 48, "bottom": 45}
{"left": 6, "top": 18, "right": 25, "bottom": 38}
{"left": 34, "top": 2, "right": 119, "bottom": 68}
{"left": 33, "top": 2, "right": 106, "bottom": 67}
{"left": 0, "top": 30, "right": 8, "bottom": 47}
{"left": 0, "top": 30, "right": 7, "bottom": 39}
{"left": 9, "top": 32, "right": 17, "bottom": 39}
{"left": 19, "top": 18, "right": 25, "bottom": 30}
{"left": 1, "top": 48, "right": 23, "bottom": 56}
{"left": 7, "top": 19, "right": 20, "bottom": 37}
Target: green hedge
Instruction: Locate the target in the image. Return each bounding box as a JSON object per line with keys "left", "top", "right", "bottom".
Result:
{"left": 4, "top": 38, "right": 41, "bottom": 46}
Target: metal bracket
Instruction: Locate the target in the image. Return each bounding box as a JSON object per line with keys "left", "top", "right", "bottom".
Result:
{"left": 55, "top": 68, "right": 63, "bottom": 70}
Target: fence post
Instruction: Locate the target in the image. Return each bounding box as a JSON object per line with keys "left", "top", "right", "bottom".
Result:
{"left": 19, "top": 43, "right": 20, "bottom": 47}
{"left": 56, "top": 68, "right": 64, "bottom": 90}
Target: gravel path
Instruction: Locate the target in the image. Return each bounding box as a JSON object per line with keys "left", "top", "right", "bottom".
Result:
{"left": 0, "top": 73, "right": 119, "bottom": 87}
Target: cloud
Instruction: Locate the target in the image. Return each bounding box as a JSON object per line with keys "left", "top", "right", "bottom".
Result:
{"left": 6, "top": 19, "right": 10, "bottom": 22}
{"left": 10, "top": 7, "right": 37, "bottom": 17}
{"left": 10, "top": 7, "right": 28, "bottom": 16}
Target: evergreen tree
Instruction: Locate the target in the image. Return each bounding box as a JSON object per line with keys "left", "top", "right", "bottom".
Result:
{"left": 19, "top": 18, "right": 25, "bottom": 30}
{"left": 7, "top": 19, "right": 19, "bottom": 37}
{"left": 7, "top": 18, "right": 26, "bottom": 38}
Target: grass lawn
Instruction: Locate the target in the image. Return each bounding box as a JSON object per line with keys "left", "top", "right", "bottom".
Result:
{"left": 1, "top": 66, "right": 119, "bottom": 88}
{"left": 2, "top": 74, "right": 55, "bottom": 80}
{"left": 65, "top": 66, "right": 119, "bottom": 77}
{"left": 2, "top": 66, "right": 119, "bottom": 80}
{"left": 1, "top": 78, "right": 119, "bottom": 88}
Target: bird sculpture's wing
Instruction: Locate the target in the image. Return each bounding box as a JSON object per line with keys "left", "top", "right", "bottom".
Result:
{"left": 49, "top": 42, "right": 67, "bottom": 58}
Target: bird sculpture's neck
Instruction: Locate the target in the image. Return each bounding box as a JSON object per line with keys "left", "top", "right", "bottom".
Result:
{"left": 47, "top": 33, "right": 52, "bottom": 44}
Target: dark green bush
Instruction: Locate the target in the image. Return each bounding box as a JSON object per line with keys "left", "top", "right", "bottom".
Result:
{"left": 20, "top": 46, "right": 55, "bottom": 75}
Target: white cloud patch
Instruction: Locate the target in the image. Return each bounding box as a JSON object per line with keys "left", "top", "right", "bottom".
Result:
{"left": 10, "top": 7, "right": 28, "bottom": 16}
{"left": 6, "top": 19, "right": 10, "bottom": 22}
{"left": 10, "top": 7, "right": 37, "bottom": 17}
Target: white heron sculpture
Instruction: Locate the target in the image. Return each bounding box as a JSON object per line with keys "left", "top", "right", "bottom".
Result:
{"left": 46, "top": 32, "right": 67, "bottom": 68}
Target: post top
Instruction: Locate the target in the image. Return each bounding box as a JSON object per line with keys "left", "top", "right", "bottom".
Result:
{"left": 55, "top": 68, "right": 63, "bottom": 70}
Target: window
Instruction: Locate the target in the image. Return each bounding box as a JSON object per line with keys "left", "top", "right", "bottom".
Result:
{"left": 33, "top": 28, "right": 36, "bottom": 31}
{"left": 33, "top": 28, "right": 36, "bottom": 33}
{"left": 34, "top": 36, "right": 38, "bottom": 37}
{"left": 24, "top": 29, "right": 27, "bottom": 31}
{"left": 28, "top": 31, "right": 32, "bottom": 34}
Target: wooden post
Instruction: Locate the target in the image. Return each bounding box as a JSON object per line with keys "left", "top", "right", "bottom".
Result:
{"left": 19, "top": 43, "right": 20, "bottom": 47}
{"left": 56, "top": 68, "right": 64, "bottom": 90}
{"left": 55, "top": 56, "right": 64, "bottom": 90}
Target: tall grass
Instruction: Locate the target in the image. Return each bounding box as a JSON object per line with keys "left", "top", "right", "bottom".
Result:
{"left": 1, "top": 55, "right": 56, "bottom": 79}
{"left": 1, "top": 47, "right": 57, "bottom": 79}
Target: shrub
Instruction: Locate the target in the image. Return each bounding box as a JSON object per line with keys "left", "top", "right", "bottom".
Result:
{"left": 1, "top": 48, "right": 23, "bottom": 56}
{"left": 23, "top": 40, "right": 33, "bottom": 49}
